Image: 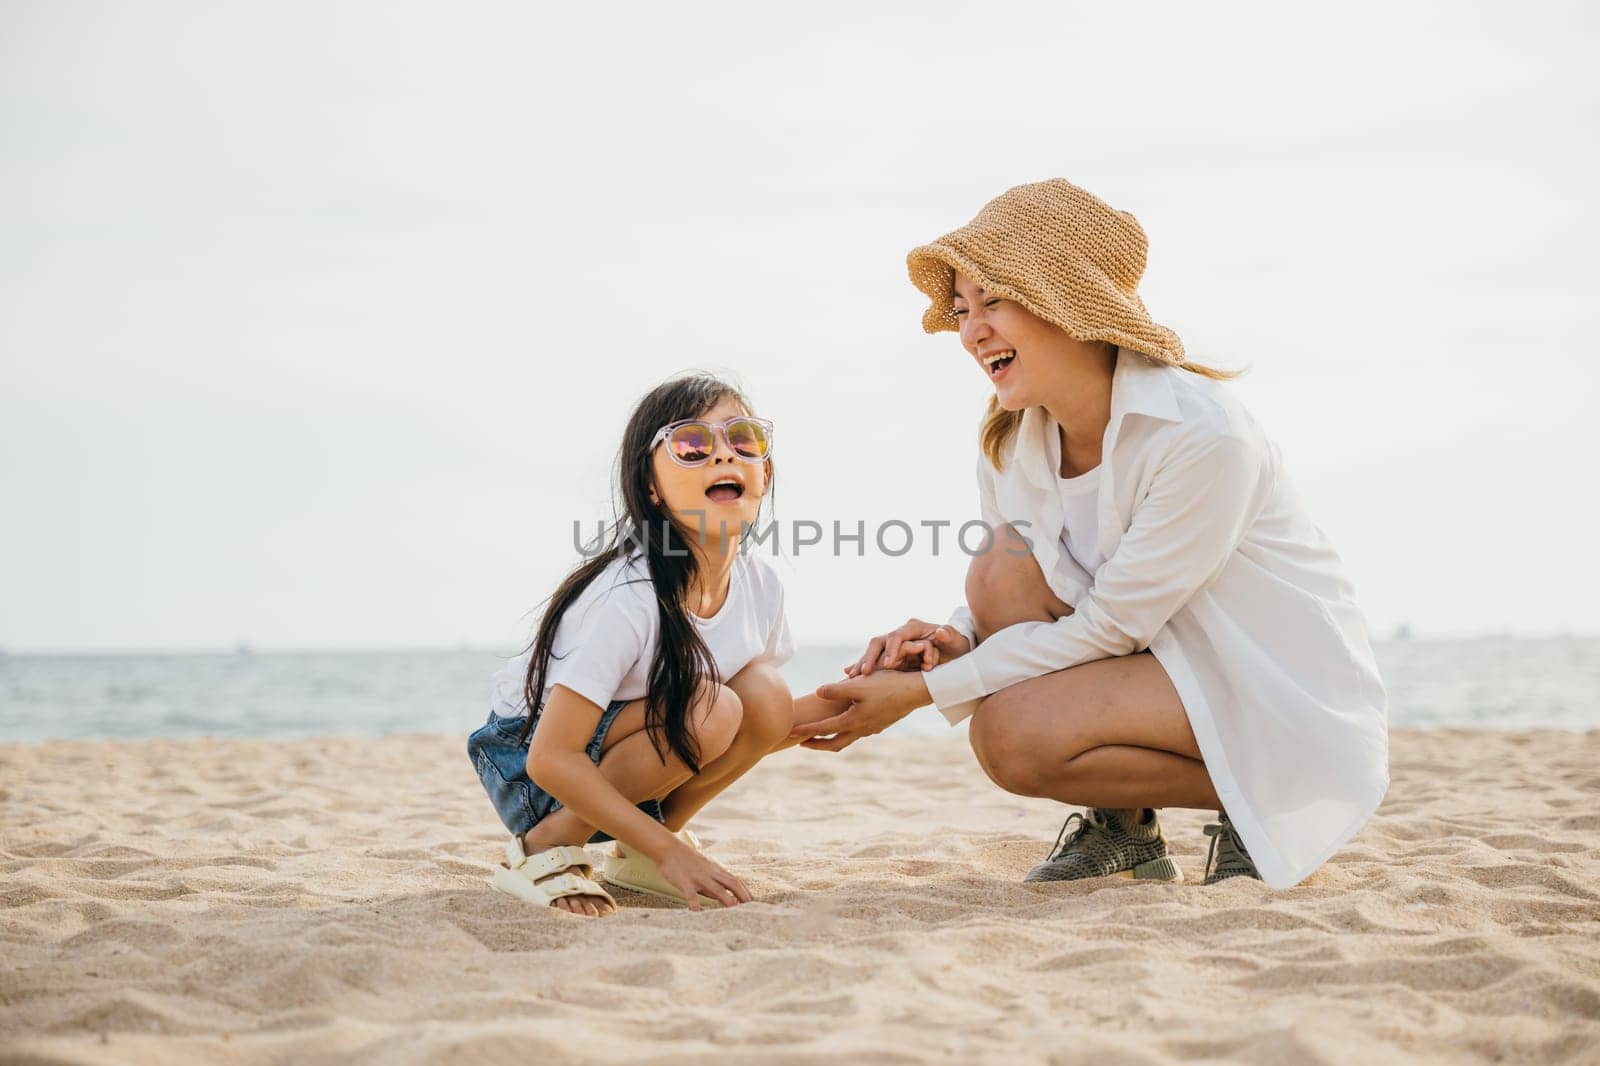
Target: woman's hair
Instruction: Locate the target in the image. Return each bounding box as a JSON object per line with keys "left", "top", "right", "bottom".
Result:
{"left": 512, "top": 372, "right": 769, "bottom": 776}
{"left": 978, "top": 347, "right": 1244, "bottom": 470}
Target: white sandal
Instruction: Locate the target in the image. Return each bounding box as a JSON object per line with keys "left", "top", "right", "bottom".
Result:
{"left": 489, "top": 837, "right": 616, "bottom": 912}
{"left": 600, "top": 828, "right": 715, "bottom": 905}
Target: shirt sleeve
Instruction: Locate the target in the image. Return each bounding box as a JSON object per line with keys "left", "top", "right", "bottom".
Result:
{"left": 754, "top": 572, "right": 796, "bottom": 668}
{"left": 541, "top": 583, "right": 651, "bottom": 712}
{"left": 923, "top": 431, "right": 1270, "bottom": 720}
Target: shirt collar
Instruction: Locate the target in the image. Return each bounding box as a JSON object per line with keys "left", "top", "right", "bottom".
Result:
{"left": 1012, "top": 347, "right": 1184, "bottom": 490}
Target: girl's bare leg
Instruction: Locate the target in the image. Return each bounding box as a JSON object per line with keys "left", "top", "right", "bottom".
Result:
{"left": 518, "top": 667, "right": 849, "bottom": 914}
{"left": 658, "top": 662, "right": 798, "bottom": 830}
{"left": 516, "top": 684, "right": 741, "bottom": 915}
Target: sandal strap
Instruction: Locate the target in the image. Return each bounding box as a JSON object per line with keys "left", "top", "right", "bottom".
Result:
{"left": 493, "top": 866, "right": 616, "bottom": 909}
{"left": 506, "top": 841, "right": 594, "bottom": 880}
{"left": 536, "top": 871, "right": 614, "bottom": 905}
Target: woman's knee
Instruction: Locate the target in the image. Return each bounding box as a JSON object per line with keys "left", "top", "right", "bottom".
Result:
{"left": 726, "top": 662, "right": 794, "bottom": 748}
{"left": 965, "top": 525, "right": 1067, "bottom": 639}
{"left": 967, "top": 692, "right": 1053, "bottom": 797}
{"left": 968, "top": 682, "right": 1099, "bottom": 798}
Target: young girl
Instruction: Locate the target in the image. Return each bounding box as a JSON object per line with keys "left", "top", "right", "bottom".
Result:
{"left": 467, "top": 372, "right": 841, "bottom": 917}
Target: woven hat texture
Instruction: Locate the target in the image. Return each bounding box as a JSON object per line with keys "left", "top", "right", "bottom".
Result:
{"left": 906, "top": 178, "right": 1184, "bottom": 364}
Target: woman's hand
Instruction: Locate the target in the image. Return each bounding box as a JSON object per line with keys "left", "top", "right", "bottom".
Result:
{"left": 845, "top": 618, "right": 972, "bottom": 676}
{"left": 789, "top": 669, "right": 931, "bottom": 752}
{"left": 652, "top": 840, "right": 754, "bottom": 912}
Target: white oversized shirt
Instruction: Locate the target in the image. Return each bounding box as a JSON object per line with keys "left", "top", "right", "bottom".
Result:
{"left": 924, "top": 347, "right": 1389, "bottom": 888}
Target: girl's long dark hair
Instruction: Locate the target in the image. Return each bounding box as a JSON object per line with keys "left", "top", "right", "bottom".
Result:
{"left": 512, "top": 372, "right": 771, "bottom": 775}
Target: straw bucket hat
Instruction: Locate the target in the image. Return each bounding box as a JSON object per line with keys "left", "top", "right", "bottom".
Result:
{"left": 906, "top": 178, "right": 1185, "bottom": 364}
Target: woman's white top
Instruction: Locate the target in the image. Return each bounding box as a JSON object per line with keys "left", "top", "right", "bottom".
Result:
{"left": 1056, "top": 463, "right": 1106, "bottom": 576}
{"left": 488, "top": 551, "right": 795, "bottom": 719}
{"left": 925, "top": 348, "right": 1389, "bottom": 889}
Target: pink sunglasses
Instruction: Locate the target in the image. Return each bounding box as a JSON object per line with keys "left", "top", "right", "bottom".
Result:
{"left": 650, "top": 416, "right": 775, "bottom": 467}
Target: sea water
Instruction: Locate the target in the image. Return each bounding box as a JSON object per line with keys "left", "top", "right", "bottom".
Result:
{"left": 0, "top": 637, "right": 1595, "bottom": 743}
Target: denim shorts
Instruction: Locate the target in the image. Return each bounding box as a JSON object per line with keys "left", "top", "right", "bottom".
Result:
{"left": 466, "top": 699, "right": 665, "bottom": 842}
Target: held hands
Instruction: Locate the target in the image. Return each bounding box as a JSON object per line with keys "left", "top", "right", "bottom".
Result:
{"left": 787, "top": 618, "right": 972, "bottom": 753}
{"left": 788, "top": 668, "right": 932, "bottom": 752}
{"left": 845, "top": 618, "right": 972, "bottom": 677}
{"left": 653, "top": 839, "right": 754, "bottom": 912}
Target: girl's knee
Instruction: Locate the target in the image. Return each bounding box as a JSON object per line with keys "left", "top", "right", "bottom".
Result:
{"left": 690, "top": 682, "right": 743, "bottom": 762}
{"left": 727, "top": 662, "right": 794, "bottom": 747}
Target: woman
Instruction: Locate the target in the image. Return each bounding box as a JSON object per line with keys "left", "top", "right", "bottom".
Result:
{"left": 791, "top": 178, "right": 1388, "bottom": 888}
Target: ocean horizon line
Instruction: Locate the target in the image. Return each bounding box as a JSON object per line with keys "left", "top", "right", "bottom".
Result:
{"left": 2, "top": 630, "right": 1598, "bottom": 658}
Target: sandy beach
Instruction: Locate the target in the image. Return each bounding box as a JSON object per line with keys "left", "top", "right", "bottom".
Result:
{"left": 2, "top": 727, "right": 1597, "bottom": 1064}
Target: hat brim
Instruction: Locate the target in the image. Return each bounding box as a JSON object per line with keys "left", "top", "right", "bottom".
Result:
{"left": 907, "top": 242, "right": 1041, "bottom": 335}
{"left": 905, "top": 240, "right": 1185, "bottom": 364}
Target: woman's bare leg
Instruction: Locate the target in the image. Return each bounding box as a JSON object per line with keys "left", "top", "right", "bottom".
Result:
{"left": 967, "top": 524, "right": 1077, "bottom": 644}
{"left": 964, "top": 524, "right": 1219, "bottom": 813}
{"left": 967, "top": 656, "right": 1221, "bottom": 809}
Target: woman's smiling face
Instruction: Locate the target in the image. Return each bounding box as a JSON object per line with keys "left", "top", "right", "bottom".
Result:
{"left": 648, "top": 393, "right": 769, "bottom": 543}
{"left": 951, "top": 272, "right": 1101, "bottom": 410}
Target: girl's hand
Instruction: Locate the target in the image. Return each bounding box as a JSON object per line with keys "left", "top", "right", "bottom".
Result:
{"left": 791, "top": 669, "right": 930, "bottom": 752}
{"left": 654, "top": 841, "right": 754, "bottom": 912}
{"left": 844, "top": 619, "right": 972, "bottom": 677}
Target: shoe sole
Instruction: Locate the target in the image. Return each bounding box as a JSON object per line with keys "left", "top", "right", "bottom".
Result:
{"left": 602, "top": 871, "right": 731, "bottom": 907}
{"left": 601, "top": 868, "right": 687, "bottom": 904}
{"left": 601, "top": 859, "right": 727, "bottom": 907}
{"left": 1025, "top": 855, "right": 1185, "bottom": 884}
{"left": 1123, "top": 856, "right": 1184, "bottom": 882}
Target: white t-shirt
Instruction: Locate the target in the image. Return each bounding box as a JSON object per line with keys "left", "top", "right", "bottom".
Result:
{"left": 488, "top": 551, "right": 794, "bottom": 719}
{"left": 1056, "top": 463, "right": 1106, "bottom": 576}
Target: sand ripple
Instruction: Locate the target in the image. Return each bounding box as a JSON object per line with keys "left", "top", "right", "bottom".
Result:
{"left": 1, "top": 728, "right": 1597, "bottom": 1063}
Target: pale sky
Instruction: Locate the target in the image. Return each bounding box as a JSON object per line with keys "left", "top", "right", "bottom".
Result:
{"left": 3, "top": 1, "right": 1597, "bottom": 652}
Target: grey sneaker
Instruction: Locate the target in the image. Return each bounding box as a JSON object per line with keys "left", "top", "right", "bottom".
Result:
{"left": 1023, "top": 808, "right": 1184, "bottom": 883}
{"left": 1202, "top": 812, "right": 1263, "bottom": 884}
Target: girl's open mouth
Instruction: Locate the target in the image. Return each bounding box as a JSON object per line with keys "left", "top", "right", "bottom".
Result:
{"left": 705, "top": 478, "right": 744, "bottom": 504}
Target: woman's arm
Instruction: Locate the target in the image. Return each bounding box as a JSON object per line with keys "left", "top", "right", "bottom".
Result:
{"left": 923, "top": 430, "right": 1271, "bottom": 712}
{"left": 800, "top": 429, "right": 1273, "bottom": 746}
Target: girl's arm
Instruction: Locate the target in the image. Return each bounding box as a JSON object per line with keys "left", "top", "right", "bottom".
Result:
{"left": 794, "top": 691, "right": 851, "bottom": 726}
{"left": 773, "top": 690, "right": 854, "bottom": 751}
{"left": 525, "top": 686, "right": 680, "bottom": 861}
